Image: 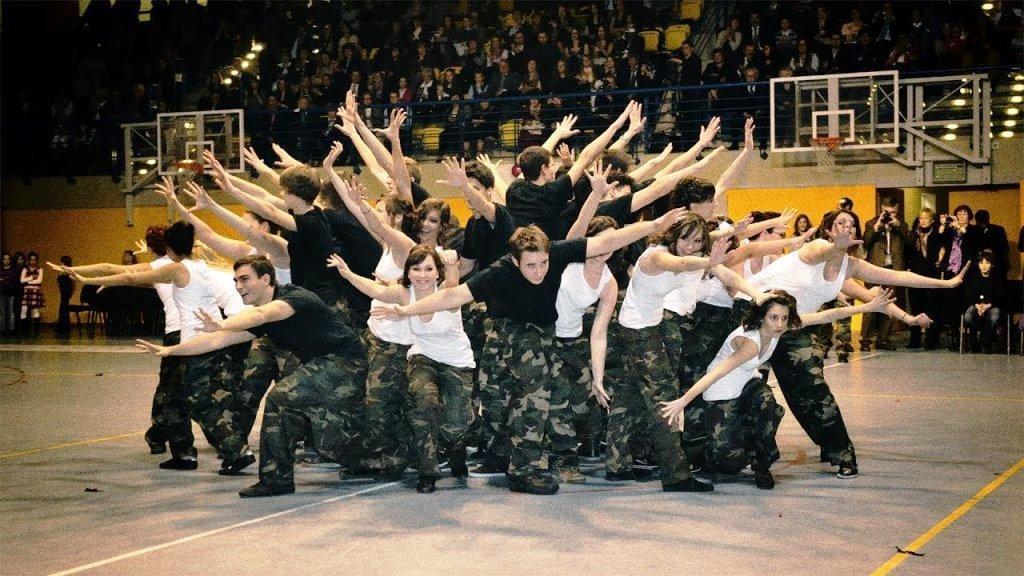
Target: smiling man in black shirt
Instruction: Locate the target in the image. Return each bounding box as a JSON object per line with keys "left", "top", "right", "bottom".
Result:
{"left": 374, "top": 207, "right": 687, "bottom": 495}
{"left": 137, "top": 256, "right": 367, "bottom": 498}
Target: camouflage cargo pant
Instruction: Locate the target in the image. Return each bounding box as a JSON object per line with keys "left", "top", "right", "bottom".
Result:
{"left": 703, "top": 377, "right": 785, "bottom": 474}
{"left": 147, "top": 331, "right": 188, "bottom": 448}
{"left": 461, "top": 301, "right": 488, "bottom": 452}
{"left": 169, "top": 342, "right": 251, "bottom": 461}
{"left": 503, "top": 322, "right": 559, "bottom": 480}
{"left": 813, "top": 300, "right": 852, "bottom": 353}
{"left": 407, "top": 354, "right": 474, "bottom": 478}
{"left": 770, "top": 327, "right": 856, "bottom": 464}
{"left": 240, "top": 335, "right": 302, "bottom": 440}
{"left": 548, "top": 336, "right": 593, "bottom": 468}
{"left": 258, "top": 352, "right": 368, "bottom": 488}
{"left": 475, "top": 316, "right": 514, "bottom": 464}
{"left": 673, "top": 303, "right": 738, "bottom": 463}
{"left": 361, "top": 331, "right": 412, "bottom": 472}
{"left": 606, "top": 324, "right": 692, "bottom": 486}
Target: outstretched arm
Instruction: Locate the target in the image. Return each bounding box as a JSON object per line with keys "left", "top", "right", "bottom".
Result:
{"left": 185, "top": 181, "right": 289, "bottom": 261}
{"left": 721, "top": 225, "right": 815, "bottom": 267}
{"left": 336, "top": 173, "right": 416, "bottom": 259}
{"left": 226, "top": 171, "right": 287, "bottom": 211}
{"left": 800, "top": 289, "right": 895, "bottom": 326}
{"left": 655, "top": 116, "right": 720, "bottom": 179}
{"left": 609, "top": 103, "right": 645, "bottom": 151}
{"left": 660, "top": 336, "right": 759, "bottom": 428}
{"left": 205, "top": 151, "right": 297, "bottom": 232}
{"left": 567, "top": 101, "right": 636, "bottom": 185}
{"left": 327, "top": 254, "right": 408, "bottom": 304}
{"left": 339, "top": 92, "right": 395, "bottom": 185}
{"left": 436, "top": 157, "right": 496, "bottom": 223}
{"left": 177, "top": 182, "right": 257, "bottom": 261}
{"left": 242, "top": 147, "right": 281, "bottom": 186}
{"left": 629, "top": 147, "right": 726, "bottom": 213}
{"left": 566, "top": 160, "right": 612, "bottom": 239}
{"left": 711, "top": 264, "right": 767, "bottom": 303}
{"left": 841, "top": 278, "right": 932, "bottom": 327}
{"left": 643, "top": 234, "right": 729, "bottom": 274}
{"left": 542, "top": 114, "right": 582, "bottom": 153}
{"left": 374, "top": 283, "right": 475, "bottom": 318}
{"left": 585, "top": 206, "right": 688, "bottom": 258}
{"left": 714, "top": 117, "right": 756, "bottom": 215}
{"left": 848, "top": 257, "right": 970, "bottom": 289}
{"left": 628, "top": 142, "right": 673, "bottom": 182}
{"left": 136, "top": 330, "right": 255, "bottom": 357}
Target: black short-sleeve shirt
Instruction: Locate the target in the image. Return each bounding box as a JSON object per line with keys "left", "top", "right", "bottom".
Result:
{"left": 506, "top": 173, "right": 574, "bottom": 241}
{"left": 465, "top": 238, "right": 587, "bottom": 325}
{"left": 411, "top": 181, "right": 431, "bottom": 207}
{"left": 283, "top": 207, "right": 342, "bottom": 306}
{"left": 324, "top": 207, "right": 383, "bottom": 314}
{"left": 247, "top": 284, "right": 364, "bottom": 362}
{"left": 594, "top": 194, "right": 637, "bottom": 227}
{"left": 461, "top": 204, "right": 516, "bottom": 271}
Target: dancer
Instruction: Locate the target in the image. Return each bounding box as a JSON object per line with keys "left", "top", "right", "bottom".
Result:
{"left": 661, "top": 289, "right": 894, "bottom": 489}
{"left": 137, "top": 256, "right": 368, "bottom": 498}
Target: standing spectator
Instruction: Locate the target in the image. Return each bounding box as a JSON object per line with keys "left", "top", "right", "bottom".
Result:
{"left": 0, "top": 253, "right": 18, "bottom": 333}
{"left": 973, "top": 210, "right": 1010, "bottom": 278}
{"left": 907, "top": 208, "right": 944, "bottom": 349}
{"left": 673, "top": 41, "right": 703, "bottom": 86}
{"left": 962, "top": 250, "right": 1007, "bottom": 353}
{"left": 814, "top": 6, "right": 836, "bottom": 47}
{"left": 738, "top": 67, "right": 768, "bottom": 147}
{"left": 775, "top": 18, "right": 799, "bottom": 61}
{"left": 56, "top": 255, "right": 75, "bottom": 338}
{"left": 530, "top": 31, "right": 560, "bottom": 83}
{"left": 860, "top": 196, "right": 909, "bottom": 351}
{"left": 908, "top": 10, "right": 937, "bottom": 69}
{"left": 746, "top": 13, "right": 772, "bottom": 51}
{"left": 20, "top": 251, "right": 44, "bottom": 337}
{"left": 841, "top": 8, "right": 865, "bottom": 44}
{"left": 872, "top": 2, "right": 899, "bottom": 53}
{"left": 938, "top": 205, "right": 977, "bottom": 350}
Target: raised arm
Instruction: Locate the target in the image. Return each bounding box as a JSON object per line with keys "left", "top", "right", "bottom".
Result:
{"left": 334, "top": 110, "right": 391, "bottom": 186}
{"left": 848, "top": 257, "right": 970, "bottom": 289}
{"left": 628, "top": 142, "right": 673, "bottom": 182}
{"left": 338, "top": 175, "right": 416, "bottom": 259}
{"left": 567, "top": 101, "right": 636, "bottom": 185}
{"left": 205, "top": 151, "right": 297, "bottom": 232}
{"left": 242, "top": 147, "right": 281, "bottom": 185}
{"left": 327, "top": 254, "right": 408, "bottom": 304}
{"left": 713, "top": 117, "right": 756, "bottom": 214}
{"left": 629, "top": 146, "right": 726, "bottom": 213}
{"left": 437, "top": 157, "right": 496, "bottom": 223}
{"left": 476, "top": 153, "right": 509, "bottom": 205}
{"left": 588, "top": 276, "right": 618, "bottom": 410}
{"left": 567, "top": 160, "right": 611, "bottom": 239}
{"left": 177, "top": 182, "right": 257, "bottom": 261}
{"left": 226, "top": 171, "right": 286, "bottom": 211}
{"left": 609, "top": 102, "right": 645, "bottom": 151}
{"left": 344, "top": 91, "right": 397, "bottom": 180}
{"left": 384, "top": 107, "right": 415, "bottom": 205}
{"left": 655, "top": 116, "right": 720, "bottom": 179}
{"left": 542, "top": 113, "right": 582, "bottom": 153}
{"left": 185, "top": 181, "right": 289, "bottom": 261}
{"left": 660, "top": 335, "right": 760, "bottom": 428}
{"left": 439, "top": 250, "right": 461, "bottom": 289}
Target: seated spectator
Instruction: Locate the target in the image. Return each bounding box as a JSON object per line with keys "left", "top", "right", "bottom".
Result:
{"left": 962, "top": 250, "right": 1007, "bottom": 353}
{"left": 518, "top": 99, "right": 546, "bottom": 148}
{"left": 842, "top": 8, "right": 865, "bottom": 44}
{"left": 789, "top": 39, "right": 821, "bottom": 75}
{"left": 717, "top": 17, "right": 744, "bottom": 58}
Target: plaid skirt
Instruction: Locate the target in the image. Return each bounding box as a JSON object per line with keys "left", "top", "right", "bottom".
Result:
{"left": 22, "top": 285, "right": 44, "bottom": 309}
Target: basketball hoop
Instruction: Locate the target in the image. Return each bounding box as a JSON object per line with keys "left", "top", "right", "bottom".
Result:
{"left": 175, "top": 159, "right": 204, "bottom": 185}
{"left": 811, "top": 136, "right": 843, "bottom": 169}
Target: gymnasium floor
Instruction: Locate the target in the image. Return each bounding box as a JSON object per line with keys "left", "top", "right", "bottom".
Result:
{"left": 0, "top": 335, "right": 1021, "bottom": 576}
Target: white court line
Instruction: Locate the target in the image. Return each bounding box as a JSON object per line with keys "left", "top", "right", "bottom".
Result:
{"left": 46, "top": 482, "right": 399, "bottom": 576}
{"left": 45, "top": 351, "right": 887, "bottom": 575}
{"left": 0, "top": 344, "right": 143, "bottom": 354}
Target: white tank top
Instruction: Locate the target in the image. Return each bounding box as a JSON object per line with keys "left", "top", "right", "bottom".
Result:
{"left": 150, "top": 256, "right": 181, "bottom": 333}
{"left": 742, "top": 254, "right": 771, "bottom": 278}
{"left": 619, "top": 246, "right": 704, "bottom": 329}
{"left": 696, "top": 274, "right": 734, "bottom": 309}
{"left": 555, "top": 263, "right": 612, "bottom": 338}
{"left": 744, "top": 249, "right": 850, "bottom": 314}
{"left": 407, "top": 287, "right": 475, "bottom": 368}
{"left": 367, "top": 249, "right": 414, "bottom": 345}
{"left": 247, "top": 246, "right": 291, "bottom": 286}
{"left": 703, "top": 326, "right": 779, "bottom": 402}
{"left": 175, "top": 259, "right": 238, "bottom": 343}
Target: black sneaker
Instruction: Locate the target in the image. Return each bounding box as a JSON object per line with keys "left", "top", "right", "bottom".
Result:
{"left": 837, "top": 352, "right": 849, "bottom": 363}
{"left": 416, "top": 476, "right": 437, "bottom": 494}
{"left": 663, "top": 477, "right": 714, "bottom": 492}
{"left": 508, "top": 474, "right": 559, "bottom": 495}
{"left": 604, "top": 470, "right": 634, "bottom": 482}
{"left": 753, "top": 466, "right": 775, "bottom": 490}
{"left": 819, "top": 448, "right": 833, "bottom": 464}
{"left": 859, "top": 343, "right": 872, "bottom": 352}
{"left": 468, "top": 459, "right": 508, "bottom": 478}
{"left": 145, "top": 431, "right": 167, "bottom": 455}
{"left": 159, "top": 457, "right": 197, "bottom": 470}
{"left": 448, "top": 449, "right": 469, "bottom": 479}
{"left": 238, "top": 482, "right": 295, "bottom": 498}
{"left": 632, "top": 467, "right": 658, "bottom": 482}
{"left": 219, "top": 451, "right": 256, "bottom": 476}
{"left": 373, "top": 466, "right": 407, "bottom": 482}
{"left": 837, "top": 463, "right": 858, "bottom": 478}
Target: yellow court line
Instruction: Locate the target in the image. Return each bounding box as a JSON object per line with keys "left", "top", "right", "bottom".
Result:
{"left": 870, "top": 457, "right": 1024, "bottom": 575}
{"left": 0, "top": 431, "right": 145, "bottom": 460}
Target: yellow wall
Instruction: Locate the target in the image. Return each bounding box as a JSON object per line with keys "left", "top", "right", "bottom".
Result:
{"left": 949, "top": 186, "right": 1022, "bottom": 279}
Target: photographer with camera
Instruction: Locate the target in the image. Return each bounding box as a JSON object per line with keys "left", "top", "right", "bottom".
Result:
{"left": 860, "top": 196, "right": 909, "bottom": 351}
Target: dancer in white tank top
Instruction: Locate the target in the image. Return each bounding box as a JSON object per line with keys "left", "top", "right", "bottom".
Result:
{"left": 330, "top": 246, "right": 473, "bottom": 494}
{"left": 661, "top": 289, "right": 895, "bottom": 489}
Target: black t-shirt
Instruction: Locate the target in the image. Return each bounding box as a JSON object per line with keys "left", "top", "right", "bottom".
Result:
{"left": 283, "top": 206, "right": 342, "bottom": 306}
{"left": 465, "top": 238, "right": 587, "bottom": 325}
{"left": 247, "top": 284, "right": 364, "bottom": 362}
{"left": 461, "top": 204, "right": 517, "bottom": 271}
{"left": 506, "top": 173, "right": 574, "bottom": 241}
{"left": 411, "top": 181, "right": 431, "bottom": 207}
{"left": 594, "top": 194, "right": 637, "bottom": 227}
{"left": 324, "top": 207, "right": 383, "bottom": 314}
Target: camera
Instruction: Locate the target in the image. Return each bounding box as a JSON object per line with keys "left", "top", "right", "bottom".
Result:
{"left": 880, "top": 212, "right": 893, "bottom": 224}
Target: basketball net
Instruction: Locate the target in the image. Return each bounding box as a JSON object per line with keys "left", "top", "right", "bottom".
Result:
{"left": 811, "top": 136, "right": 843, "bottom": 169}
{"left": 175, "top": 159, "right": 204, "bottom": 187}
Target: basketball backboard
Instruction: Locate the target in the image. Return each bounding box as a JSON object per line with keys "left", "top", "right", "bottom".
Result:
{"left": 157, "top": 109, "right": 245, "bottom": 175}
{"left": 769, "top": 71, "right": 899, "bottom": 153}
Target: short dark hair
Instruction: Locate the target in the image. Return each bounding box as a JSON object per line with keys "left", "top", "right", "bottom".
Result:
{"left": 244, "top": 210, "right": 280, "bottom": 235}
{"left": 601, "top": 149, "right": 632, "bottom": 172}
{"left": 508, "top": 225, "right": 551, "bottom": 259}
{"left": 742, "top": 290, "right": 803, "bottom": 331}
{"left": 978, "top": 248, "right": 995, "bottom": 264}
{"left": 881, "top": 196, "right": 899, "bottom": 208}
{"left": 464, "top": 160, "right": 495, "bottom": 190}
{"left": 838, "top": 197, "right": 854, "bottom": 210}
{"left": 816, "top": 209, "right": 862, "bottom": 252}
{"left": 975, "top": 209, "right": 990, "bottom": 225}
{"left": 60, "top": 255, "right": 72, "bottom": 266}
{"left": 164, "top": 221, "right": 195, "bottom": 257}
{"left": 669, "top": 177, "right": 716, "bottom": 210}
{"left": 279, "top": 165, "right": 322, "bottom": 204}
{"left": 145, "top": 225, "right": 168, "bottom": 257}
{"left": 517, "top": 146, "right": 554, "bottom": 180}
{"left": 953, "top": 204, "right": 973, "bottom": 221}
{"left": 233, "top": 255, "right": 277, "bottom": 286}
{"left": 401, "top": 244, "right": 445, "bottom": 287}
